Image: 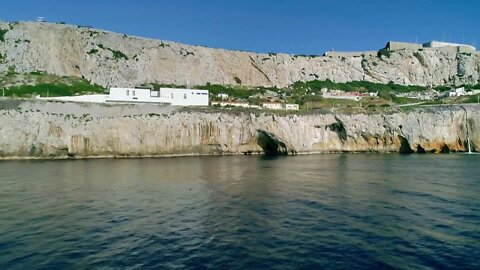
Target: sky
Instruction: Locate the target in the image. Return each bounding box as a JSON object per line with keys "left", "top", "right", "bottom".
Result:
{"left": 0, "top": 0, "right": 479, "bottom": 55}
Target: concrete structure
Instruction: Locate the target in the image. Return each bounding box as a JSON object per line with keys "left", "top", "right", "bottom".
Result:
{"left": 217, "top": 93, "right": 229, "bottom": 100}
{"left": 397, "top": 92, "right": 435, "bottom": 100}
{"left": 107, "top": 88, "right": 170, "bottom": 104}
{"left": 321, "top": 89, "right": 365, "bottom": 101}
{"left": 385, "top": 40, "right": 476, "bottom": 53}
{"left": 262, "top": 102, "right": 283, "bottom": 110}
{"left": 423, "top": 41, "right": 475, "bottom": 52}
{"left": 211, "top": 101, "right": 254, "bottom": 108}
{"left": 386, "top": 41, "right": 422, "bottom": 51}
{"left": 323, "top": 51, "right": 377, "bottom": 57}
{"left": 285, "top": 104, "right": 300, "bottom": 110}
{"left": 39, "top": 87, "right": 209, "bottom": 106}
{"left": 448, "top": 87, "right": 467, "bottom": 97}
{"left": 40, "top": 94, "right": 108, "bottom": 103}
{"left": 158, "top": 88, "right": 209, "bottom": 106}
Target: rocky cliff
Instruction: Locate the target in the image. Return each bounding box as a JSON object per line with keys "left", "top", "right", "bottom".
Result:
{"left": 1, "top": 21, "right": 479, "bottom": 88}
{"left": 0, "top": 100, "right": 478, "bottom": 159}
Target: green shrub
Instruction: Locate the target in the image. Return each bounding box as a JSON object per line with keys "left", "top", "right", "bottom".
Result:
{"left": 4, "top": 79, "right": 105, "bottom": 97}
{"left": 29, "top": 71, "right": 46, "bottom": 75}
{"left": 0, "top": 29, "right": 8, "bottom": 42}
{"left": 435, "top": 85, "right": 451, "bottom": 92}
{"left": 7, "top": 66, "right": 16, "bottom": 76}
{"left": 109, "top": 49, "right": 128, "bottom": 60}
{"left": 200, "top": 83, "right": 267, "bottom": 99}
{"left": 87, "top": 49, "right": 99, "bottom": 55}
{"left": 377, "top": 48, "right": 391, "bottom": 58}
{"left": 292, "top": 79, "right": 425, "bottom": 94}
{"left": 96, "top": 44, "right": 128, "bottom": 60}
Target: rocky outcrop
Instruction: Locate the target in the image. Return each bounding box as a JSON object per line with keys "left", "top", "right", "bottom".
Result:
{"left": 0, "top": 100, "right": 478, "bottom": 159}
{"left": 1, "top": 21, "right": 479, "bottom": 88}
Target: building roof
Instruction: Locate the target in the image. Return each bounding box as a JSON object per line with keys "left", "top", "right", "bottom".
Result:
{"left": 423, "top": 41, "right": 476, "bottom": 51}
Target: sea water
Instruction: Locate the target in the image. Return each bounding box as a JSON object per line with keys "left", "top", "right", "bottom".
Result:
{"left": 0, "top": 154, "right": 479, "bottom": 269}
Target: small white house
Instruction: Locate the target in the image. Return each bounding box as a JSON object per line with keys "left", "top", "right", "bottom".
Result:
{"left": 211, "top": 101, "right": 251, "bottom": 108}
{"left": 217, "top": 93, "right": 229, "bottom": 100}
{"left": 262, "top": 102, "right": 283, "bottom": 110}
{"left": 448, "top": 87, "right": 467, "bottom": 97}
{"left": 284, "top": 104, "right": 300, "bottom": 110}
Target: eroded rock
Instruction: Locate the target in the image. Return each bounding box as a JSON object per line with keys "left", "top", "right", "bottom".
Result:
{"left": 0, "top": 101, "right": 479, "bottom": 158}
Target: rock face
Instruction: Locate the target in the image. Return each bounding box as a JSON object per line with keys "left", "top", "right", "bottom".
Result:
{"left": 0, "top": 100, "right": 478, "bottom": 159}
{"left": 1, "top": 21, "right": 479, "bottom": 88}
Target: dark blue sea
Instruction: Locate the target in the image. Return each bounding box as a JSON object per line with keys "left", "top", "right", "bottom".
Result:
{"left": 0, "top": 154, "right": 479, "bottom": 269}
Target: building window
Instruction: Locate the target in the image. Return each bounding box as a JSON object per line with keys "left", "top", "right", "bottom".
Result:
{"left": 184, "top": 94, "right": 187, "bottom": 99}
{"left": 171, "top": 93, "right": 174, "bottom": 99}
{"left": 133, "top": 90, "right": 136, "bottom": 96}
{"left": 126, "top": 90, "right": 129, "bottom": 96}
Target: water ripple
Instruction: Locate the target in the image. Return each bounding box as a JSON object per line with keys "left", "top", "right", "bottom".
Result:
{"left": 0, "top": 155, "right": 479, "bottom": 269}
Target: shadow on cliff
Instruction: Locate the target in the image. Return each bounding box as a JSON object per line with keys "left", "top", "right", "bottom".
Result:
{"left": 257, "top": 130, "right": 296, "bottom": 156}
{"left": 398, "top": 135, "right": 414, "bottom": 154}
{"left": 326, "top": 116, "right": 348, "bottom": 142}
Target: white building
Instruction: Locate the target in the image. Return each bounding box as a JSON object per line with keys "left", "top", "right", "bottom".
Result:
{"left": 39, "top": 87, "right": 209, "bottom": 106}
{"left": 217, "top": 93, "right": 229, "bottom": 100}
{"left": 448, "top": 87, "right": 466, "bottom": 97}
{"left": 157, "top": 88, "right": 209, "bottom": 106}
{"left": 211, "top": 101, "right": 257, "bottom": 108}
{"left": 262, "top": 102, "right": 283, "bottom": 110}
{"left": 284, "top": 104, "right": 300, "bottom": 110}
{"left": 423, "top": 41, "right": 476, "bottom": 51}
{"left": 107, "top": 88, "right": 170, "bottom": 104}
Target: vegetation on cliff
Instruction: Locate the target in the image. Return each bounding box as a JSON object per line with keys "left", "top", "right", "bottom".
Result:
{"left": 0, "top": 28, "right": 8, "bottom": 42}
{"left": 1, "top": 70, "right": 479, "bottom": 110}
{"left": 0, "top": 72, "right": 104, "bottom": 97}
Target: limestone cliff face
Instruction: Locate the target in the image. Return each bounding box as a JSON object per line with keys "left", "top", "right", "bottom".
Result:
{"left": 1, "top": 21, "right": 479, "bottom": 88}
{"left": 0, "top": 100, "right": 478, "bottom": 159}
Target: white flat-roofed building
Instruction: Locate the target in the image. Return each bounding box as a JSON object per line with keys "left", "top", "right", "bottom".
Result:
{"left": 262, "top": 102, "right": 283, "bottom": 110}
{"left": 107, "top": 88, "right": 171, "bottom": 104}
{"left": 38, "top": 87, "right": 209, "bottom": 106}
{"left": 423, "top": 41, "right": 476, "bottom": 51}
{"left": 159, "top": 88, "right": 209, "bottom": 106}
{"left": 211, "top": 101, "right": 251, "bottom": 108}
{"left": 217, "top": 93, "right": 229, "bottom": 100}
{"left": 284, "top": 104, "right": 299, "bottom": 110}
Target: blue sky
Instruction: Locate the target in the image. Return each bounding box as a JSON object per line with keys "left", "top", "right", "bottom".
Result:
{"left": 1, "top": 0, "right": 478, "bottom": 55}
